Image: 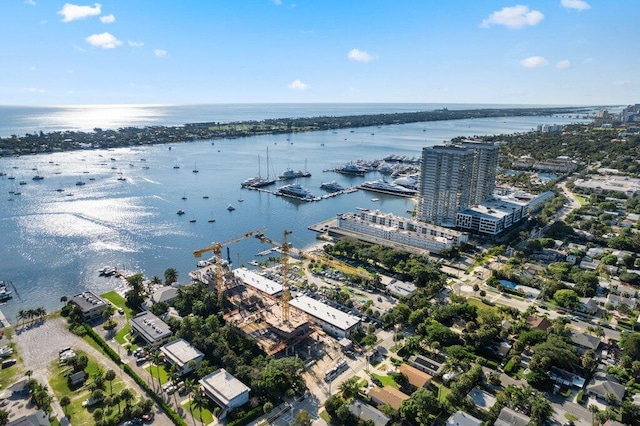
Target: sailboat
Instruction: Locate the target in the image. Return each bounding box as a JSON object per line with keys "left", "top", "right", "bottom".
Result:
{"left": 241, "top": 147, "right": 276, "bottom": 188}
{"left": 192, "top": 163, "right": 199, "bottom": 173}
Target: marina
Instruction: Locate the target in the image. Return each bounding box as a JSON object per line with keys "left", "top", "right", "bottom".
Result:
{"left": 0, "top": 104, "right": 587, "bottom": 323}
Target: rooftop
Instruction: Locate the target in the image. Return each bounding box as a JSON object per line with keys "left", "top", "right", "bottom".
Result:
{"left": 445, "top": 410, "right": 483, "bottom": 426}
{"left": 160, "top": 338, "right": 204, "bottom": 367}
{"left": 130, "top": 311, "right": 172, "bottom": 343}
{"left": 233, "top": 267, "right": 283, "bottom": 296}
{"left": 368, "top": 386, "right": 409, "bottom": 411}
{"left": 200, "top": 368, "right": 250, "bottom": 407}
{"left": 152, "top": 286, "right": 179, "bottom": 304}
{"left": 398, "top": 363, "right": 432, "bottom": 388}
{"left": 290, "top": 295, "right": 360, "bottom": 332}
{"left": 568, "top": 329, "right": 602, "bottom": 351}
{"left": 494, "top": 407, "right": 530, "bottom": 426}
{"left": 347, "top": 400, "right": 390, "bottom": 426}
{"left": 70, "top": 291, "right": 107, "bottom": 312}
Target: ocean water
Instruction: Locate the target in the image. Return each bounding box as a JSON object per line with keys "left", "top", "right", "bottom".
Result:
{"left": 0, "top": 104, "right": 589, "bottom": 323}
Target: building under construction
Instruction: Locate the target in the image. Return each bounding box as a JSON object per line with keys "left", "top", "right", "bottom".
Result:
{"left": 223, "top": 267, "right": 314, "bottom": 357}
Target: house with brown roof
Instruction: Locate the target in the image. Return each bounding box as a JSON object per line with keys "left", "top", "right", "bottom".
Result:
{"left": 398, "top": 363, "right": 432, "bottom": 390}
{"left": 368, "top": 386, "right": 410, "bottom": 411}
{"left": 526, "top": 315, "right": 552, "bottom": 331}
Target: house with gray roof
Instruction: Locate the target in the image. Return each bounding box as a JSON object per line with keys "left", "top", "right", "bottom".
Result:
{"left": 586, "top": 375, "right": 626, "bottom": 405}
{"left": 348, "top": 400, "right": 390, "bottom": 426}
{"left": 568, "top": 329, "right": 602, "bottom": 354}
{"left": 446, "top": 411, "right": 482, "bottom": 426}
{"left": 7, "top": 410, "right": 50, "bottom": 426}
{"left": 130, "top": 311, "right": 172, "bottom": 347}
{"left": 160, "top": 338, "right": 204, "bottom": 376}
{"left": 494, "top": 407, "right": 530, "bottom": 426}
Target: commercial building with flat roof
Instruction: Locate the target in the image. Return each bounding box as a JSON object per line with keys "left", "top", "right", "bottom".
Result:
{"left": 456, "top": 195, "right": 528, "bottom": 235}
{"left": 200, "top": 368, "right": 250, "bottom": 417}
{"left": 290, "top": 295, "right": 360, "bottom": 338}
{"left": 336, "top": 209, "right": 468, "bottom": 254}
{"left": 232, "top": 267, "right": 282, "bottom": 297}
{"left": 160, "top": 338, "right": 204, "bottom": 376}
{"left": 130, "top": 312, "right": 172, "bottom": 347}
{"left": 69, "top": 291, "right": 108, "bottom": 321}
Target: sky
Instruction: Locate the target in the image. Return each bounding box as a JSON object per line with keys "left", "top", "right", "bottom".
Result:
{"left": 1, "top": 0, "right": 637, "bottom": 106}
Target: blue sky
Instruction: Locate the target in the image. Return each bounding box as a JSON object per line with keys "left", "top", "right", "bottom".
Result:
{"left": 1, "top": 0, "right": 637, "bottom": 105}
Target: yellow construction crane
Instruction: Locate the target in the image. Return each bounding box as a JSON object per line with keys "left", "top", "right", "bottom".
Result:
{"left": 280, "top": 230, "right": 292, "bottom": 322}
{"left": 194, "top": 227, "right": 267, "bottom": 306}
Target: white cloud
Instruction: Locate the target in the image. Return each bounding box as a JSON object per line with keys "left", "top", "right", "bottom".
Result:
{"left": 154, "top": 49, "right": 167, "bottom": 57}
{"left": 30, "top": 66, "right": 37, "bottom": 71}
{"left": 23, "top": 87, "right": 45, "bottom": 93}
{"left": 288, "top": 79, "right": 309, "bottom": 91}
{"left": 520, "top": 56, "right": 548, "bottom": 68}
{"left": 100, "top": 14, "right": 115, "bottom": 24}
{"left": 560, "top": 0, "right": 591, "bottom": 11}
{"left": 24, "top": 0, "right": 36, "bottom": 5}
{"left": 612, "top": 80, "right": 628, "bottom": 86}
{"left": 272, "top": 0, "right": 282, "bottom": 5}
{"left": 58, "top": 3, "right": 102, "bottom": 23}
{"left": 86, "top": 32, "right": 122, "bottom": 49}
{"left": 347, "top": 48, "right": 373, "bottom": 62}
{"left": 128, "top": 40, "right": 144, "bottom": 47}
{"left": 556, "top": 59, "right": 571, "bottom": 69}
{"left": 481, "top": 5, "right": 544, "bottom": 29}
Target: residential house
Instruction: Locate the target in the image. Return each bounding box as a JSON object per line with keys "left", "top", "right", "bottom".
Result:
{"left": 151, "top": 286, "right": 179, "bottom": 306}
{"left": 368, "top": 386, "right": 410, "bottom": 411}
{"left": 445, "top": 411, "right": 482, "bottom": 426}
{"left": 468, "top": 387, "right": 497, "bottom": 412}
{"left": 606, "top": 294, "right": 637, "bottom": 311}
{"left": 586, "top": 374, "right": 626, "bottom": 405}
{"left": 347, "top": 400, "right": 390, "bottom": 426}
{"left": 526, "top": 316, "right": 552, "bottom": 331}
{"left": 68, "top": 371, "right": 87, "bottom": 387}
{"left": 494, "top": 407, "right": 530, "bottom": 426}
{"left": 408, "top": 354, "right": 445, "bottom": 377}
{"left": 568, "top": 329, "right": 602, "bottom": 355}
{"left": 398, "top": 363, "right": 432, "bottom": 390}
{"left": 200, "top": 368, "right": 250, "bottom": 418}
{"left": 160, "top": 338, "right": 204, "bottom": 376}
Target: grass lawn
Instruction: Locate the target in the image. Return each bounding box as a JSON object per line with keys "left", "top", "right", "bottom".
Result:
{"left": 435, "top": 384, "right": 451, "bottom": 404}
{"left": 319, "top": 410, "right": 332, "bottom": 423}
{"left": 183, "top": 399, "right": 214, "bottom": 424}
{"left": 467, "top": 298, "right": 499, "bottom": 316}
{"left": 115, "top": 324, "right": 131, "bottom": 345}
{"left": 371, "top": 373, "right": 397, "bottom": 388}
{"left": 574, "top": 194, "right": 589, "bottom": 206}
{"left": 49, "top": 350, "right": 129, "bottom": 426}
{"left": 101, "top": 291, "right": 134, "bottom": 319}
{"left": 145, "top": 363, "right": 169, "bottom": 385}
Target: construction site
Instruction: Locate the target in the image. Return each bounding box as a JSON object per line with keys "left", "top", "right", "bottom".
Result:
{"left": 191, "top": 229, "right": 345, "bottom": 362}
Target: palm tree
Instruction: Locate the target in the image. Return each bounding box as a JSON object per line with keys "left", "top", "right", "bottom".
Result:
{"left": 120, "top": 388, "right": 135, "bottom": 414}
{"left": 339, "top": 376, "right": 363, "bottom": 400}
{"left": 168, "top": 363, "right": 181, "bottom": 407}
{"left": 105, "top": 369, "right": 116, "bottom": 395}
{"left": 588, "top": 404, "right": 600, "bottom": 426}
{"left": 148, "top": 350, "right": 163, "bottom": 391}
{"left": 16, "top": 310, "right": 25, "bottom": 327}
{"left": 59, "top": 395, "right": 71, "bottom": 416}
{"left": 164, "top": 268, "right": 178, "bottom": 286}
{"left": 192, "top": 391, "right": 208, "bottom": 425}
{"left": 60, "top": 295, "right": 68, "bottom": 304}
{"left": 183, "top": 379, "right": 197, "bottom": 426}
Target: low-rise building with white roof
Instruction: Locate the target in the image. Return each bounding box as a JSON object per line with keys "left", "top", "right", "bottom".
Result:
{"left": 200, "top": 368, "right": 250, "bottom": 418}
{"left": 290, "top": 295, "right": 360, "bottom": 338}
{"left": 130, "top": 312, "right": 172, "bottom": 347}
{"left": 160, "top": 338, "right": 204, "bottom": 376}
{"left": 232, "top": 267, "right": 282, "bottom": 297}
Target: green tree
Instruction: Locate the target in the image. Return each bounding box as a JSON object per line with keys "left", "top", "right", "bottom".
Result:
{"left": 553, "top": 289, "right": 579, "bottom": 309}
{"left": 294, "top": 410, "right": 313, "bottom": 426}
{"left": 263, "top": 401, "right": 273, "bottom": 414}
{"left": 105, "top": 369, "right": 116, "bottom": 395}
{"left": 339, "top": 377, "right": 364, "bottom": 400}
{"left": 164, "top": 268, "right": 178, "bottom": 285}
{"left": 59, "top": 395, "right": 71, "bottom": 416}
{"left": 399, "top": 388, "right": 440, "bottom": 425}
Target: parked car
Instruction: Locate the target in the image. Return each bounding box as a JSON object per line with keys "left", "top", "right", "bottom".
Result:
{"left": 1, "top": 359, "right": 16, "bottom": 369}
{"left": 135, "top": 356, "right": 147, "bottom": 365}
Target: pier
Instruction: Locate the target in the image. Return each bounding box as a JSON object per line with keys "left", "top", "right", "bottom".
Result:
{"left": 243, "top": 185, "right": 359, "bottom": 202}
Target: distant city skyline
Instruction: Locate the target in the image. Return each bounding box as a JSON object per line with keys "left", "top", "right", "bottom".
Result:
{"left": 1, "top": 0, "right": 637, "bottom": 106}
